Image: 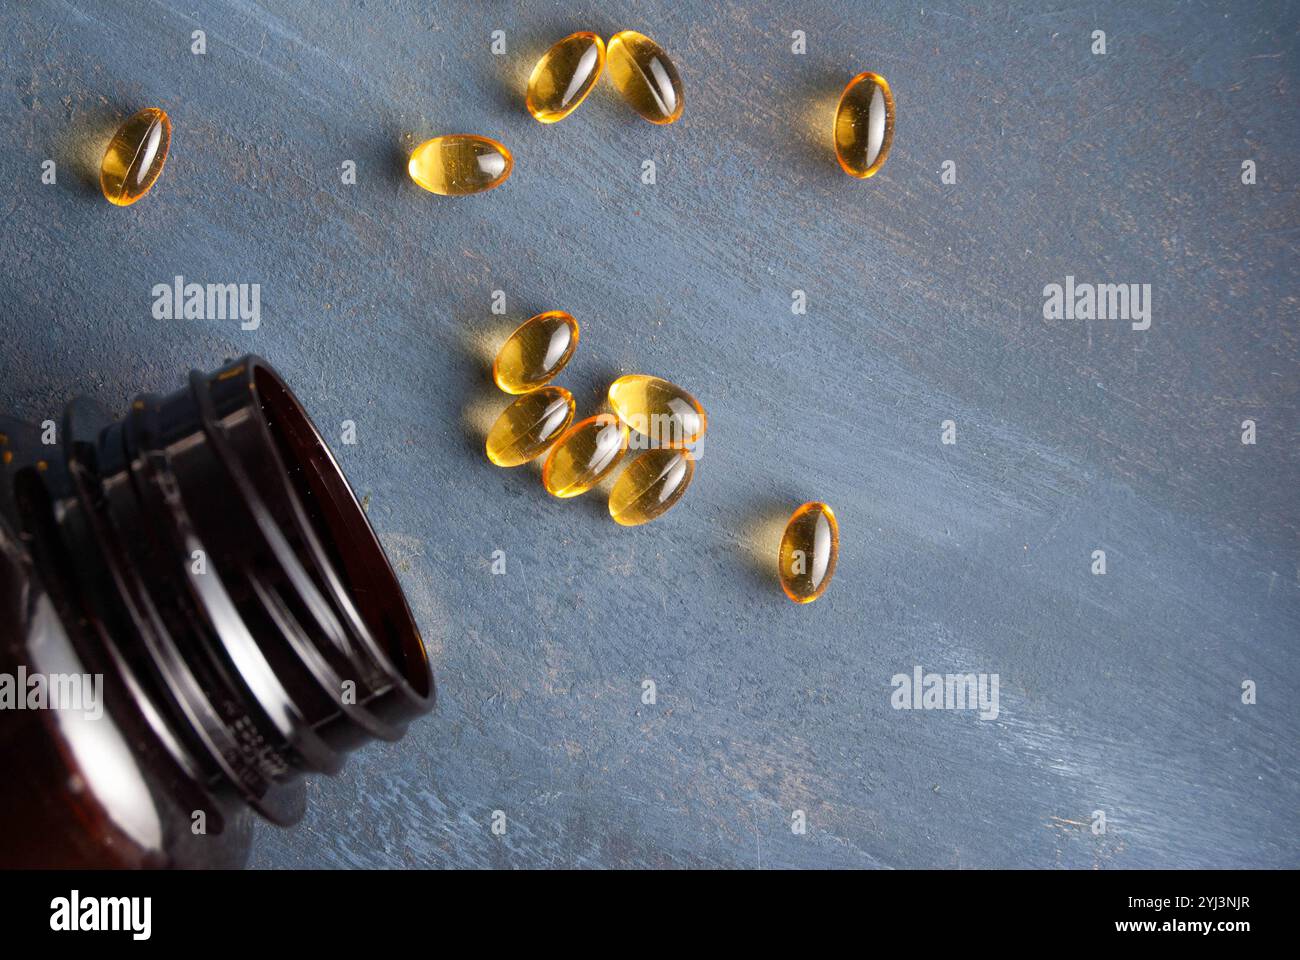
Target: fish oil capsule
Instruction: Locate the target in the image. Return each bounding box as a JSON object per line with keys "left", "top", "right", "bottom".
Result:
{"left": 100, "top": 107, "right": 171, "bottom": 205}
{"left": 485, "top": 386, "right": 574, "bottom": 466}
{"left": 608, "top": 374, "right": 706, "bottom": 447}
{"left": 493, "top": 311, "right": 579, "bottom": 394}
{"left": 778, "top": 502, "right": 839, "bottom": 603}
{"left": 527, "top": 32, "right": 606, "bottom": 123}
{"left": 542, "top": 414, "right": 629, "bottom": 498}
{"left": 608, "top": 448, "right": 695, "bottom": 526}
{"left": 606, "top": 30, "right": 684, "bottom": 124}
{"left": 408, "top": 135, "right": 513, "bottom": 195}
{"left": 834, "top": 72, "right": 894, "bottom": 179}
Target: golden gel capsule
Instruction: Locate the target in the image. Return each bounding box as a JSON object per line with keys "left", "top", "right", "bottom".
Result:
{"left": 778, "top": 502, "right": 839, "bottom": 603}
{"left": 606, "top": 30, "right": 684, "bottom": 124}
{"left": 609, "top": 448, "right": 695, "bottom": 526}
{"left": 408, "top": 134, "right": 513, "bottom": 195}
{"left": 608, "top": 374, "right": 706, "bottom": 447}
{"left": 542, "top": 414, "right": 629, "bottom": 498}
{"left": 527, "top": 32, "right": 606, "bottom": 123}
{"left": 100, "top": 107, "right": 171, "bottom": 206}
{"left": 493, "top": 311, "right": 579, "bottom": 394}
{"left": 834, "top": 72, "right": 894, "bottom": 179}
{"left": 485, "top": 386, "right": 575, "bottom": 466}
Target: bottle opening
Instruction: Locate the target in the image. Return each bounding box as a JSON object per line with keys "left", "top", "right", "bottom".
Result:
{"left": 1, "top": 356, "right": 438, "bottom": 859}
{"left": 250, "top": 363, "right": 433, "bottom": 702}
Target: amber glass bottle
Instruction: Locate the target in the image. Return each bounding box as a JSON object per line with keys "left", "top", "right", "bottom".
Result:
{"left": 0, "top": 357, "right": 434, "bottom": 867}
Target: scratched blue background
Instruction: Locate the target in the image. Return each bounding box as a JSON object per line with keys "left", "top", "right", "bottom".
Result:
{"left": 1, "top": 1, "right": 1297, "bottom": 868}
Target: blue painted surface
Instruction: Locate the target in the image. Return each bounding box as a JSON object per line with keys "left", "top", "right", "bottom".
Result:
{"left": 1, "top": 1, "right": 1296, "bottom": 867}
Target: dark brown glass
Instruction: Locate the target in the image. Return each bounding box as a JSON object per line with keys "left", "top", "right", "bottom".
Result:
{"left": 0, "top": 356, "right": 434, "bottom": 867}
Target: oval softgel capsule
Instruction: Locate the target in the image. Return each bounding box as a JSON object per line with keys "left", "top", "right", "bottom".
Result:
{"left": 833, "top": 72, "right": 894, "bottom": 179}
{"left": 606, "top": 30, "right": 684, "bottom": 124}
{"left": 607, "top": 375, "right": 706, "bottom": 447}
{"left": 608, "top": 448, "right": 695, "bottom": 526}
{"left": 100, "top": 107, "right": 171, "bottom": 205}
{"left": 493, "top": 311, "right": 579, "bottom": 394}
{"left": 778, "top": 502, "right": 839, "bottom": 603}
{"left": 527, "top": 32, "right": 606, "bottom": 123}
{"left": 485, "top": 386, "right": 575, "bottom": 467}
{"left": 542, "top": 414, "right": 629, "bottom": 498}
{"left": 408, "top": 134, "right": 513, "bottom": 195}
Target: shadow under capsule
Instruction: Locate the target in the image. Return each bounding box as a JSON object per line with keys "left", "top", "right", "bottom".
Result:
{"left": 456, "top": 313, "right": 521, "bottom": 380}
{"left": 390, "top": 131, "right": 417, "bottom": 190}
{"left": 456, "top": 316, "right": 511, "bottom": 464}
{"left": 67, "top": 104, "right": 130, "bottom": 198}
{"left": 352, "top": 121, "right": 414, "bottom": 191}
{"left": 491, "top": 30, "right": 542, "bottom": 120}
{"left": 460, "top": 379, "right": 506, "bottom": 454}
{"left": 738, "top": 494, "right": 805, "bottom": 599}
{"left": 790, "top": 67, "right": 857, "bottom": 182}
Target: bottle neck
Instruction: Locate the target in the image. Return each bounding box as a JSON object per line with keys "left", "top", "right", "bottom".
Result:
{"left": 3, "top": 356, "right": 433, "bottom": 825}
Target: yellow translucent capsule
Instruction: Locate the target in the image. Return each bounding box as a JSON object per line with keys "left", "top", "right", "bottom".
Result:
{"left": 484, "top": 386, "right": 575, "bottom": 467}
{"left": 606, "top": 30, "right": 683, "bottom": 124}
{"left": 609, "top": 448, "right": 695, "bottom": 526}
{"left": 408, "top": 134, "right": 513, "bottom": 195}
{"left": 778, "top": 502, "right": 839, "bottom": 603}
{"left": 607, "top": 374, "right": 706, "bottom": 447}
{"left": 542, "top": 414, "right": 629, "bottom": 497}
{"left": 526, "top": 32, "right": 606, "bottom": 123}
{"left": 100, "top": 107, "right": 171, "bottom": 206}
{"left": 493, "top": 311, "right": 579, "bottom": 394}
{"left": 834, "top": 72, "right": 894, "bottom": 179}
